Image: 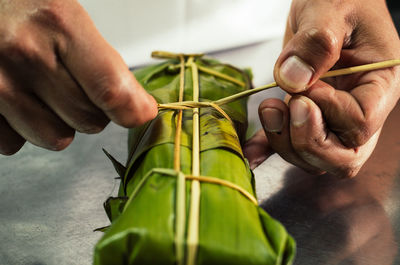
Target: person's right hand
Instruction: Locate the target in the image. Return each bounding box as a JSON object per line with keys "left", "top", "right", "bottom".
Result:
{"left": 0, "top": 0, "right": 158, "bottom": 156}
{"left": 245, "top": 0, "right": 400, "bottom": 178}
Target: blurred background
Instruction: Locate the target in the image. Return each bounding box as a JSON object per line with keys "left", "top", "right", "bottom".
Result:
{"left": 78, "top": 0, "right": 291, "bottom": 66}
{"left": 77, "top": 0, "right": 400, "bottom": 67}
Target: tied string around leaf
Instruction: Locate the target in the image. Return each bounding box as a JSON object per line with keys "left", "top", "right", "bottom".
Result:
{"left": 152, "top": 51, "right": 258, "bottom": 265}
{"left": 149, "top": 51, "right": 400, "bottom": 265}
{"left": 159, "top": 101, "right": 233, "bottom": 124}
{"left": 120, "top": 168, "right": 259, "bottom": 264}
{"left": 186, "top": 55, "right": 201, "bottom": 265}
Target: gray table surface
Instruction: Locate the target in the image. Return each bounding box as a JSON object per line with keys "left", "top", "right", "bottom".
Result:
{"left": 1, "top": 40, "right": 399, "bottom": 265}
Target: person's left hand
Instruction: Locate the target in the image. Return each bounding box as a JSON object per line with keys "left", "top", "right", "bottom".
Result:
{"left": 244, "top": 0, "right": 400, "bottom": 178}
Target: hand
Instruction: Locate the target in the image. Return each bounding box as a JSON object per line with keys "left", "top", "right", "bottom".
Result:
{"left": 0, "top": 0, "right": 157, "bottom": 155}
{"left": 245, "top": 0, "right": 400, "bottom": 177}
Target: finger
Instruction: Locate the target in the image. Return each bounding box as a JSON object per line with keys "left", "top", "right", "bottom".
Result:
{"left": 258, "top": 98, "right": 324, "bottom": 174}
{"left": 304, "top": 74, "right": 399, "bottom": 147}
{"left": 33, "top": 67, "right": 110, "bottom": 134}
{"left": 0, "top": 88, "right": 74, "bottom": 151}
{"left": 274, "top": 1, "right": 354, "bottom": 92}
{"left": 288, "top": 96, "right": 379, "bottom": 178}
{"left": 57, "top": 2, "right": 157, "bottom": 127}
{"left": 0, "top": 115, "right": 25, "bottom": 155}
{"left": 243, "top": 129, "right": 274, "bottom": 170}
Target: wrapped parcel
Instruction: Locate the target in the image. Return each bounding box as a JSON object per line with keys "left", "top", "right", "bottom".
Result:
{"left": 94, "top": 52, "right": 295, "bottom": 265}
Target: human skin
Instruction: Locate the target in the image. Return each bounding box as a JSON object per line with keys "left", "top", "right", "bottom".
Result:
{"left": 0, "top": 0, "right": 158, "bottom": 155}
{"left": 2, "top": 0, "right": 399, "bottom": 181}
{"left": 244, "top": 0, "right": 400, "bottom": 178}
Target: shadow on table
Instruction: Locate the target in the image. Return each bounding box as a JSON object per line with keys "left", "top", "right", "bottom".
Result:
{"left": 260, "top": 103, "right": 400, "bottom": 265}
{"left": 261, "top": 168, "right": 398, "bottom": 265}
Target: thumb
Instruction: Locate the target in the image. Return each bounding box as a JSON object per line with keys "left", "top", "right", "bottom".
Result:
{"left": 58, "top": 2, "right": 157, "bottom": 127}
{"left": 274, "top": 5, "right": 351, "bottom": 93}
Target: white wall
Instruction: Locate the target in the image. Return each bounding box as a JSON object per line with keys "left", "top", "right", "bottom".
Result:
{"left": 78, "top": 0, "right": 291, "bottom": 66}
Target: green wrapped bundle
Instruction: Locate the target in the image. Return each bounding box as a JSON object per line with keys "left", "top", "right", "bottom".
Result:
{"left": 94, "top": 52, "right": 295, "bottom": 265}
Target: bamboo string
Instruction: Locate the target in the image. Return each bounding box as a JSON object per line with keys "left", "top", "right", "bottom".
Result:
{"left": 174, "top": 54, "right": 186, "bottom": 265}
{"left": 322, "top": 59, "right": 400, "bottom": 78}
{"left": 121, "top": 168, "right": 258, "bottom": 215}
{"left": 159, "top": 101, "right": 217, "bottom": 109}
{"left": 158, "top": 59, "right": 400, "bottom": 110}
{"left": 159, "top": 101, "right": 232, "bottom": 124}
{"left": 185, "top": 175, "right": 258, "bottom": 205}
{"left": 207, "top": 102, "right": 233, "bottom": 124}
{"left": 152, "top": 50, "right": 204, "bottom": 60}
{"left": 214, "top": 82, "right": 276, "bottom": 106}
{"left": 197, "top": 65, "right": 246, "bottom": 87}
{"left": 165, "top": 53, "right": 234, "bottom": 265}
{"left": 173, "top": 54, "right": 185, "bottom": 171}
{"left": 168, "top": 63, "right": 245, "bottom": 88}
{"left": 186, "top": 57, "right": 201, "bottom": 265}
{"left": 121, "top": 168, "right": 175, "bottom": 213}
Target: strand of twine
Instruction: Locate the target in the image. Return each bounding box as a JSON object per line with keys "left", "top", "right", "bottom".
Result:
{"left": 173, "top": 55, "right": 185, "bottom": 171}
{"left": 166, "top": 63, "right": 246, "bottom": 88}
{"left": 159, "top": 101, "right": 232, "bottom": 124}
{"left": 174, "top": 54, "right": 186, "bottom": 265}
{"left": 185, "top": 175, "right": 257, "bottom": 205}
{"left": 158, "top": 59, "right": 400, "bottom": 110}
{"left": 121, "top": 168, "right": 258, "bottom": 225}
{"left": 186, "top": 56, "right": 201, "bottom": 265}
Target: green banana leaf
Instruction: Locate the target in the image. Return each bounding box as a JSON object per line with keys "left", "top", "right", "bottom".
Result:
{"left": 94, "top": 54, "right": 296, "bottom": 265}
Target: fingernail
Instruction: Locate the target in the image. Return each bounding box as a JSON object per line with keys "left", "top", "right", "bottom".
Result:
{"left": 261, "top": 108, "right": 283, "bottom": 133}
{"left": 279, "top": 56, "right": 314, "bottom": 92}
{"left": 290, "top": 98, "right": 309, "bottom": 127}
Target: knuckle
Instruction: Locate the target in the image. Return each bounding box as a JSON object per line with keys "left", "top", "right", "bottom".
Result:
{"left": 92, "top": 74, "right": 156, "bottom": 127}
{"left": 339, "top": 123, "right": 371, "bottom": 147}
{"left": 335, "top": 99, "right": 373, "bottom": 148}
{"left": 31, "top": 1, "right": 70, "bottom": 33}
{"left": 355, "top": 125, "right": 371, "bottom": 146}
{"left": 93, "top": 75, "right": 125, "bottom": 111}
{"left": 303, "top": 28, "right": 340, "bottom": 61}
{"left": 0, "top": 34, "right": 42, "bottom": 64}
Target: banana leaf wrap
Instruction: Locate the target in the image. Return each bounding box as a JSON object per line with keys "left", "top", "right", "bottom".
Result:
{"left": 94, "top": 54, "right": 295, "bottom": 265}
